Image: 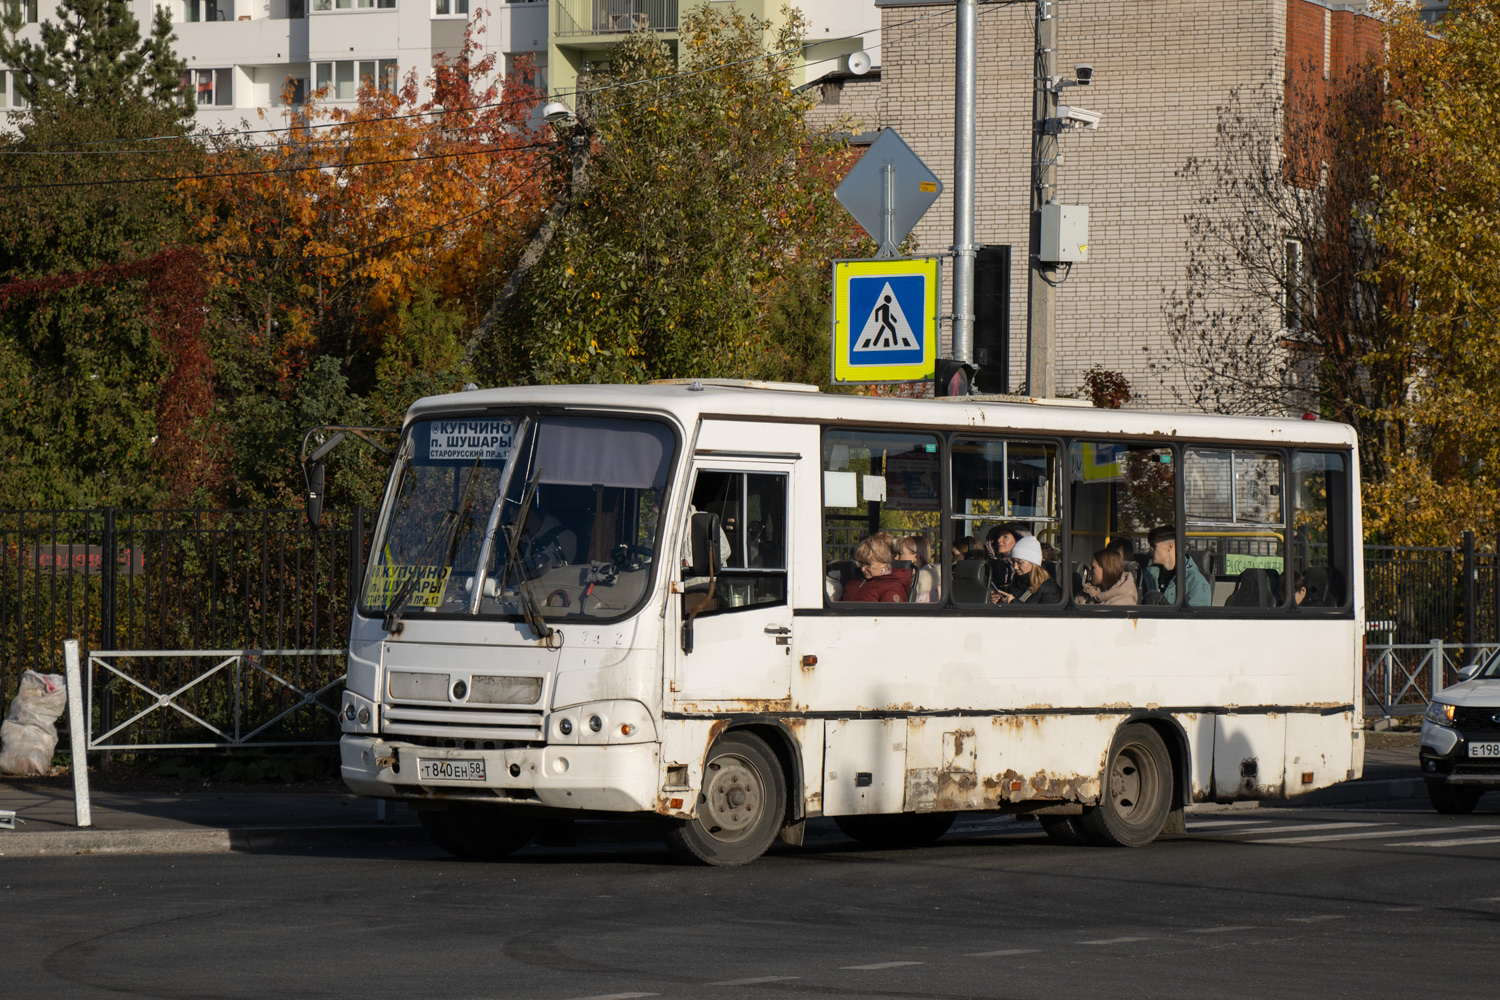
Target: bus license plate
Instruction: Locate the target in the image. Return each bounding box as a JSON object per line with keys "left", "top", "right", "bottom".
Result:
{"left": 419, "top": 758, "right": 487, "bottom": 781}
{"left": 1468, "top": 743, "right": 1500, "bottom": 758}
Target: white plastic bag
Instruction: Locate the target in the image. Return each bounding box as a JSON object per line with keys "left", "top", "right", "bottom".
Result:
{"left": 0, "top": 670, "right": 67, "bottom": 776}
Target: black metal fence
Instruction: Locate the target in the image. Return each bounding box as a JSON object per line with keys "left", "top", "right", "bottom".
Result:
{"left": 0, "top": 508, "right": 371, "bottom": 745}
{"left": 2, "top": 509, "right": 1498, "bottom": 737}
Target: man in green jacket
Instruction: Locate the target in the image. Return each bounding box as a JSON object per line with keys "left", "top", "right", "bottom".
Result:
{"left": 1147, "top": 524, "right": 1211, "bottom": 607}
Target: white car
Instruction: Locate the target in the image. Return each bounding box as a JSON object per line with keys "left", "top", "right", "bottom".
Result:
{"left": 1420, "top": 663, "right": 1500, "bottom": 813}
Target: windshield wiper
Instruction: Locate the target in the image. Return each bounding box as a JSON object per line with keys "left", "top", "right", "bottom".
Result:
{"left": 383, "top": 454, "right": 485, "bottom": 635}
{"left": 500, "top": 466, "right": 556, "bottom": 643}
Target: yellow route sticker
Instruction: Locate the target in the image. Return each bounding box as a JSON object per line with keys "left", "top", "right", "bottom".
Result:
{"left": 365, "top": 564, "right": 453, "bottom": 608}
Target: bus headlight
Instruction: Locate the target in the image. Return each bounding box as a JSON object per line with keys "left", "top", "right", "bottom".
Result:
{"left": 548, "top": 700, "right": 656, "bottom": 746}
{"left": 341, "top": 690, "right": 378, "bottom": 734}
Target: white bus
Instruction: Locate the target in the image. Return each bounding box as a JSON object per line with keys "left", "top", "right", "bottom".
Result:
{"left": 337, "top": 380, "right": 1364, "bottom": 864}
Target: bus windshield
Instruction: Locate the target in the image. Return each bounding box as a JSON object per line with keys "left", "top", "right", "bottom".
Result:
{"left": 362, "top": 414, "right": 675, "bottom": 623}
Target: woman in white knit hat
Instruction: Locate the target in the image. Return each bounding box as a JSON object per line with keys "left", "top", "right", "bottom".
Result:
{"left": 990, "top": 535, "right": 1062, "bottom": 605}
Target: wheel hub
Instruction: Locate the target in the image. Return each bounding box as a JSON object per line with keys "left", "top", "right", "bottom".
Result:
{"left": 700, "top": 754, "right": 763, "bottom": 839}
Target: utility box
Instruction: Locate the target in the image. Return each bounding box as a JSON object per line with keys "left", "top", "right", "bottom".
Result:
{"left": 1040, "top": 204, "right": 1089, "bottom": 263}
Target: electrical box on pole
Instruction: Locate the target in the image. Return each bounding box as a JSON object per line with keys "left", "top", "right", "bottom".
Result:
{"left": 973, "top": 245, "right": 1011, "bottom": 393}
{"left": 1040, "top": 204, "right": 1090, "bottom": 262}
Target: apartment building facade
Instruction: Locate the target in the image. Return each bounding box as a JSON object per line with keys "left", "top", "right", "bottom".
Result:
{"left": 1, "top": 0, "right": 876, "bottom": 131}
{"left": 845, "top": 0, "right": 1387, "bottom": 409}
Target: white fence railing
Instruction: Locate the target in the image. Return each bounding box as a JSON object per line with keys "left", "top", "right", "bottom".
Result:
{"left": 1364, "top": 640, "right": 1500, "bottom": 719}
{"left": 87, "top": 649, "right": 345, "bottom": 750}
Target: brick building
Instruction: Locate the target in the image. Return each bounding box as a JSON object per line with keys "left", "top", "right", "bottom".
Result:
{"left": 829, "top": 0, "right": 1388, "bottom": 408}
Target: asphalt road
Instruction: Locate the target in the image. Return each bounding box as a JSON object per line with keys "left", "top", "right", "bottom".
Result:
{"left": 9, "top": 799, "right": 1500, "bottom": 1000}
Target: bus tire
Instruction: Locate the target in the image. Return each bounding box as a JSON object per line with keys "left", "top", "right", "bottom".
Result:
{"left": 419, "top": 803, "right": 538, "bottom": 860}
{"left": 1039, "top": 814, "right": 1091, "bottom": 846}
{"left": 1426, "top": 779, "right": 1482, "bottom": 815}
{"left": 664, "top": 731, "right": 786, "bottom": 866}
{"left": 1077, "top": 723, "right": 1172, "bottom": 848}
{"left": 834, "top": 812, "right": 956, "bottom": 846}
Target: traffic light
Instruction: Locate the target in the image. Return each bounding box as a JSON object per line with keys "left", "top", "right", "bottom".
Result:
{"left": 973, "top": 245, "right": 1011, "bottom": 393}
{"left": 934, "top": 359, "right": 973, "bottom": 397}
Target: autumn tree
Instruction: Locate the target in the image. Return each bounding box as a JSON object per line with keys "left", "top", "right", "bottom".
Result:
{"left": 0, "top": 0, "right": 210, "bottom": 507}
{"left": 178, "top": 21, "right": 556, "bottom": 506}
{"left": 1360, "top": 0, "right": 1500, "bottom": 543}
{"left": 477, "top": 5, "right": 871, "bottom": 387}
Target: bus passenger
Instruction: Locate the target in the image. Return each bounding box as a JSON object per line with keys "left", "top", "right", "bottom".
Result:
{"left": 1077, "top": 547, "right": 1137, "bottom": 606}
{"left": 898, "top": 535, "right": 939, "bottom": 603}
{"left": 841, "top": 536, "right": 911, "bottom": 603}
{"left": 991, "top": 536, "right": 1061, "bottom": 605}
{"left": 952, "top": 536, "right": 982, "bottom": 563}
{"left": 1146, "top": 525, "right": 1210, "bottom": 607}
{"left": 1293, "top": 570, "right": 1308, "bottom": 606}
{"left": 984, "top": 523, "right": 1028, "bottom": 592}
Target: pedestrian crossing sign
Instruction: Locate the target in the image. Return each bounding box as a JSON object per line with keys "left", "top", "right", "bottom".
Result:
{"left": 831, "top": 257, "right": 939, "bottom": 384}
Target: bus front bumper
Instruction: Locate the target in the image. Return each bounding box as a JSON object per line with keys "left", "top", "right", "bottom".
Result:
{"left": 340, "top": 736, "right": 662, "bottom": 813}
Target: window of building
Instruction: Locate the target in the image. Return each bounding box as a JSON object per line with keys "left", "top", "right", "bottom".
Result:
{"left": 1070, "top": 442, "right": 1178, "bottom": 606}
{"left": 314, "top": 59, "right": 397, "bottom": 99}
{"left": 682, "top": 471, "right": 787, "bottom": 618}
{"left": 181, "top": 68, "right": 233, "bottom": 107}
{"left": 434, "top": 0, "right": 468, "bottom": 13}
{"left": 950, "top": 438, "right": 1061, "bottom": 607}
{"left": 312, "top": 0, "right": 395, "bottom": 10}
{"left": 822, "top": 428, "right": 941, "bottom": 606}
{"left": 1, "top": 70, "right": 29, "bottom": 109}
{"left": 183, "top": 0, "right": 229, "bottom": 21}
{"left": 509, "top": 51, "right": 546, "bottom": 92}
{"left": 6, "top": 0, "right": 39, "bottom": 23}
{"left": 1290, "top": 451, "right": 1352, "bottom": 609}
{"left": 1184, "top": 448, "right": 1286, "bottom": 608}
{"left": 1282, "top": 238, "right": 1315, "bottom": 332}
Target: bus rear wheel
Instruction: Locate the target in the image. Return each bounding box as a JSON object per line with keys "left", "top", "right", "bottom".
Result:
{"left": 664, "top": 732, "right": 786, "bottom": 866}
{"left": 834, "top": 812, "right": 956, "bottom": 847}
{"left": 419, "top": 803, "right": 538, "bottom": 860}
{"left": 1078, "top": 723, "right": 1172, "bottom": 848}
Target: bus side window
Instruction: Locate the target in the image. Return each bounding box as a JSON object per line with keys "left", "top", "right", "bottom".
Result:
{"left": 683, "top": 470, "right": 788, "bottom": 617}
{"left": 1185, "top": 448, "right": 1286, "bottom": 608}
{"left": 1291, "top": 452, "right": 1352, "bottom": 609}
{"left": 950, "top": 437, "right": 1061, "bottom": 607}
{"left": 1069, "top": 442, "right": 1176, "bottom": 607}
{"left": 821, "top": 428, "right": 941, "bottom": 605}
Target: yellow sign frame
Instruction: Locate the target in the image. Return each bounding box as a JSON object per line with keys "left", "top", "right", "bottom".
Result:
{"left": 831, "top": 257, "right": 940, "bottom": 384}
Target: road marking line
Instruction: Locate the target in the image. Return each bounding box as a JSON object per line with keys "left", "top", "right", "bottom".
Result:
{"left": 1384, "top": 906, "right": 1424, "bottom": 912}
{"left": 1247, "top": 825, "right": 1488, "bottom": 845}
{"left": 1079, "top": 936, "right": 1152, "bottom": 945}
{"left": 1287, "top": 915, "right": 1344, "bottom": 923}
{"left": 705, "top": 977, "right": 800, "bottom": 987}
{"left": 964, "top": 949, "right": 1040, "bottom": 957}
{"left": 565, "top": 994, "right": 659, "bottom": 1000}
{"left": 1388, "top": 835, "right": 1500, "bottom": 848}
{"left": 1189, "top": 819, "right": 1273, "bottom": 829}
{"left": 1472, "top": 897, "right": 1500, "bottom": 903}
{"left": 842, "top": 961, "right": 924, "bottom": 971}
{"left": 1208, "top": 822, "right": 1379, "bottom": 837}
{"left": 1187, "top": 926, "right": 1256, "bottom": 934}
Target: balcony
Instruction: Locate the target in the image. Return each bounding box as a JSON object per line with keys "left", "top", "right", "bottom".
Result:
{"left": 553, "top": 0, "right": 678, "bottom": 38}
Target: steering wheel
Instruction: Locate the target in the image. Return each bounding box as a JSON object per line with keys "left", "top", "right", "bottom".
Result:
{"left": 612, "top": 543, "right": 653, "bottom": 571}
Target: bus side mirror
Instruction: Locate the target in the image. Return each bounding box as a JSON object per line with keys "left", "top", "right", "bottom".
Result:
{"left": 304, "top": 460, "right": 326, "bottom": 529}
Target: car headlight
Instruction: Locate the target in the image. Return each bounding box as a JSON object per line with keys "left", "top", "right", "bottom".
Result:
{"left": 1424, "top": 701, "right": 1457, "bottom": 727}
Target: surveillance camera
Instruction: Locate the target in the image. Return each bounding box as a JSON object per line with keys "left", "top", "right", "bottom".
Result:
{"left": 1058, "top": 105, "right": 1102, "bottom": 129}
{"left": 541, "top": 101, "right": 574, "bottom": 124}
{"left": 1074, "top": 63, "right": 1093, "bottom": 85}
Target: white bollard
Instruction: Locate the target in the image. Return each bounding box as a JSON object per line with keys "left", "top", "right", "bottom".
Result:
{"left": 63, "top": 640, "right": 92, "bottom": 828}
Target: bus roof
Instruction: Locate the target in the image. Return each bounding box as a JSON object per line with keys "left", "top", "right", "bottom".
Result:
{"left": 406, "top": 382, "right": 1357, "bottom": 450}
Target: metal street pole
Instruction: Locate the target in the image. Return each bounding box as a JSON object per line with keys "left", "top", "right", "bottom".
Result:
{"left": 951, "top": 0, "right": 978, "bottom": 369}
{"left": 1026, "top": 0, "right": 1057, "bottom": 397}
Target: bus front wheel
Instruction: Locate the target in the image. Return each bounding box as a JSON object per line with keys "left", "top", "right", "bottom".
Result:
{"left": 419, "top": 803, "right": 538, "bottom": 860}
{"left": 664, "top": 732, "right": 787, "bottom": 866}
{"left": 1077, "top": 723, "right": 1172, "bottom": 848}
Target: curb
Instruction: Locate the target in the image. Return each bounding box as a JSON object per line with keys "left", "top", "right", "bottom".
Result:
{"left": 0, "top": 823, "right": 427, "bottom": 857}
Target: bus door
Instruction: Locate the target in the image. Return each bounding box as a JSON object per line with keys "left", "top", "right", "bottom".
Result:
{"left": 671, "top": 460, "right": 796, "bottom": 706}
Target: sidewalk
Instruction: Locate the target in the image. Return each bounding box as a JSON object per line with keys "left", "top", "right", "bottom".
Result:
{"left": 0, "top": 775, "right": 424, "bottom": 857}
